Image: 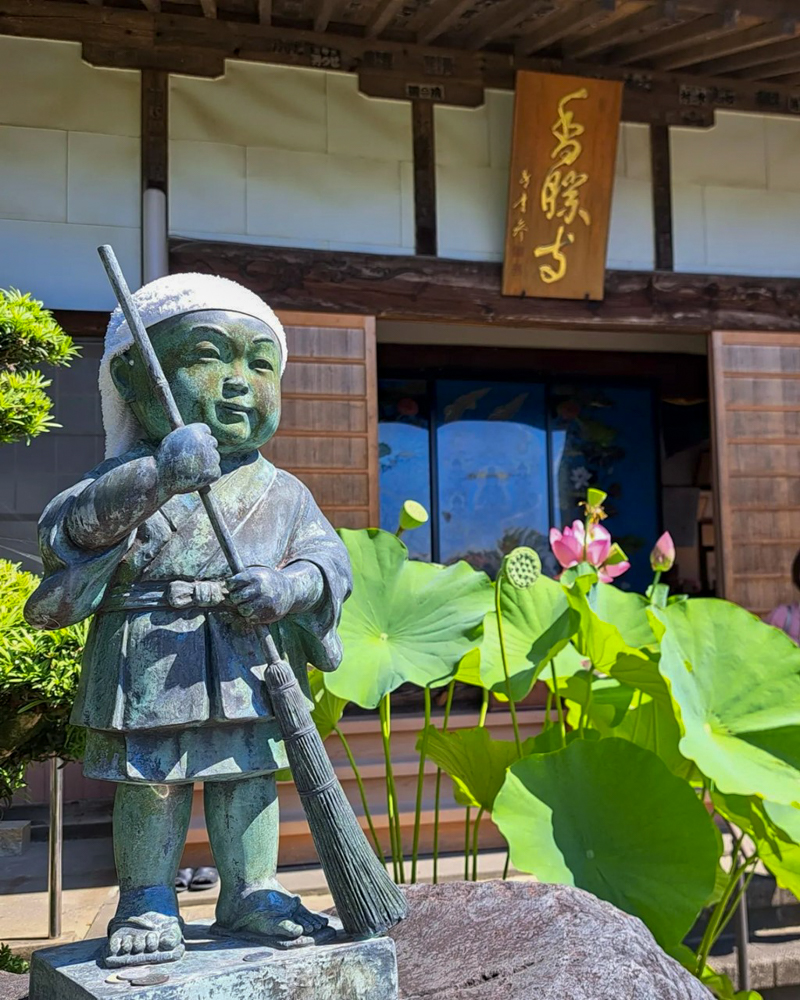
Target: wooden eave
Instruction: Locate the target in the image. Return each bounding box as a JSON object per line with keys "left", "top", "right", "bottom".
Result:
{"left": 3, "top": 0, "right": 800, "bottom": 123}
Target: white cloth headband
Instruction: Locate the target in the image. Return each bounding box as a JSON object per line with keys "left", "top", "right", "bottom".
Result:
{"left": 99, "top": 272, "right": 287, "bottom": 458}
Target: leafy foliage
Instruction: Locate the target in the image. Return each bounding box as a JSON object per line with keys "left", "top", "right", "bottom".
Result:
{"left": 0, "top": 288, "right": 79, "bottom": 444}
{"left": 0, "top": 944, "right": 28, "bottom": 975}
{"left": 0, "top": 560, "right": 86, "bottom": 806}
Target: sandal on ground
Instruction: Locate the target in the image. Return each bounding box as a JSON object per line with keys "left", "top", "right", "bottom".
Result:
{"left": 175, "top": 868, "right": 194, "bottom": 893}
{"left": 189, "top": 866, "right": 219, "bottom": 892}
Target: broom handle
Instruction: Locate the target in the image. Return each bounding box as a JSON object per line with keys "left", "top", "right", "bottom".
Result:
{"left": 96, "top": 246, "right": 283, "bottom": 667}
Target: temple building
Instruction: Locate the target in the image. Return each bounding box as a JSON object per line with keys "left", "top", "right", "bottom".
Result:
{"left": 3, "top": 0, "right": 800, "bottom": 859}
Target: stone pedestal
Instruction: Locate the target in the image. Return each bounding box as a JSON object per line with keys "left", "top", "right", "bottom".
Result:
{"left": 0, "top": 821, "right": 31, "bottom": 857}
{"left": 29, "top": 922, "right": 398, "bottom": 1000}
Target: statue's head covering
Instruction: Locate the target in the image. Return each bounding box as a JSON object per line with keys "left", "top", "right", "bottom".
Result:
{"left": 99, "top": 272, "right": 287, "bottom": 458}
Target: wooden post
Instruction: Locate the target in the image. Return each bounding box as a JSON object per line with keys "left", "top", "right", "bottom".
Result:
{"left": 411, "top": 100, "right": 437, "bottom": 257}
{"left": 650, "top": 124, "right": 674, "bottom": 271}
{"left": 141, "top": 69, "right": 169, "bottom": 282}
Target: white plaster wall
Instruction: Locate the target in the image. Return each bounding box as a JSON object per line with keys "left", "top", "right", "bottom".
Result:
{"left": 672, "top": 111, "right": 800, "bottom": 277}
{"left": 0, "top": 37, "right": 141, "bottom": 309}
{"left": 169, "top": 64, "right": 415, "bottom": 254}
{"left": 435, "top": 90, "right": 654, "bottom": 269}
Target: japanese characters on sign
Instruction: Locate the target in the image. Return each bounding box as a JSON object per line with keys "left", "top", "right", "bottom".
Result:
{"left": 502, "top": 71, "right": 623, "bottom": 301}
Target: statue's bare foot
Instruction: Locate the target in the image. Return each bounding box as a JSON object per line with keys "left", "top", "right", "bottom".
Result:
{"left": 104, "top": 892, "right": 184, "bottom": 969}
{"left": 213, "top": 880, "right": 337, "bottom": 948}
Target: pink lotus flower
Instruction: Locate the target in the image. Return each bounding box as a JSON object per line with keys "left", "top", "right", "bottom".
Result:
{"left": 550, "top": 520, "right": 630, "bottom": 583}
{"left": 549, "top": 520, "right": 585, "bottom": 569}
{"left": 650, "top": 531, "right": 675, "bottom": 573}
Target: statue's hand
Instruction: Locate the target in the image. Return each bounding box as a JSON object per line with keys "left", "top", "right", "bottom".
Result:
{"left": 156, "top": 423, "right": 221, "bottom": 496}
{"left": 227, "top": 567, "right": 294, "bottom": 623}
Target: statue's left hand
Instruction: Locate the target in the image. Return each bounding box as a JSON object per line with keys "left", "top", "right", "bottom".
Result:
{"left": 227, "top": 567, "right": 294, "bottom": 623}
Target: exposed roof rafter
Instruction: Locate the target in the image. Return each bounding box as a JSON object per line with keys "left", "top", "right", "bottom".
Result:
{"left": 611, "top": 7, "right": 740, "bottom": 64}
{"left": 565, "top": 2, "right": 678, "bottom": 60}
{"left": 655, "top": 16, "right": 797, "bottom": 70}
{"left": 515, "top": 0, "right": 619, "bottom": 57}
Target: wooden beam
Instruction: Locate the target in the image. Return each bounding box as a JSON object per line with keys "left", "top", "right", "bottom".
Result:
{"left": 655, "top": 17, "right": 798, "bottom": 71}
{"left": 198, "top": 0, "right": 216, "bottom": 17}
{"left": 565, "top": 2, "right": 678, "bottom": 60}
{"left": 691, "top": 33, "right": 800, "bottom": 75}
{"left": 139, "top": 0, "right": 160, "bottom": 12}
{"left": 650, "top": 124, "right": 673, "bottom": 271}
{"left": 258, "top": 0, "right": 271, "bottom": 24}
{"left": 411, "top": 100, "right": 437, "bottom": 256}
{"left": 364, "top": 0, "right": 403, "bottom": 38}
{"left": 459, "top": 0, "right": 553, "bottom": 51}
{"left": 612, "top": 9, "right": 741, "bottom": 64}
{"left": 415, "top": 0, "right": 473, "bottom": 46}
{"left": 141, "top": 67, "right": 168, "bottom": 192}
{"left": 515, "top": 0, "right": 619, "bottom": 57}
{"left": 737, "top": 51, "right": 800, "bottom": 78}
{"left": 169, "top": 239, "right": 800, "bottom": 333}
{"left": 313, "top": 0, "right": 338, "bottom": 34}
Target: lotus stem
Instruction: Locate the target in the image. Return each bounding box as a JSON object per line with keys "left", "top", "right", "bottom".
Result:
{"left": 334, "top": 724, "right": 385, "bottom": 863}
{"left": 544, "top": 687, "right": 553, "bottom": 730}
{"left": 411, "top": 687, "right": 432, "bottom": 884}
{"left": 471, "top": 807, "right": 485, "bottom": 881}
{"left": 380, "top": 695, "right": 405, "bottom": 883}
{"left": 432, "top": 679, "right": 455, "bottom": 885}
{"left": 550, "top": 658, "right": 565, "bottom": 748}
{"left": 695, "top": 835, "right": 746, "bottom": 977}
{"left": 464, "top": 807, "right": 471, "bottom": 880}
{"left": 495, "top": 581, "right": 522, "bottom": 754}
{"left": 502, "top": 848, "right": 510, "bottom": 880}
{"left": 479, "top": 686, "right": 489, "bottom": 728}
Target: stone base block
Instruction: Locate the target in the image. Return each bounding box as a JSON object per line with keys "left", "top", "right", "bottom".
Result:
{"left": 0, "top": 821, "right": 31, "bottom": 857}
{"left": 29, "top": 922, "right": 398, "bottom": 1000}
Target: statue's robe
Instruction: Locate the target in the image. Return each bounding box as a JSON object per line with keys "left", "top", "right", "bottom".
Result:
{"left": 24, "top": 444, "right": 352, "bottom": 784}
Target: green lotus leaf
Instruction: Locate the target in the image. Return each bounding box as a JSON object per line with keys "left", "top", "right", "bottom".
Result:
{"left": 480, "top": 574, "right": 580, "bottom": 702}
{"left": 453, "top": 646, "right": 483, "bottom": 687}
{"left": 652, "top": 599, "right": 800, "bottom": 805}
{"left": 754, "top": 800, "right": 800, "bottom": 900}
{"left": 418, "top": 724, "right": 535, "bottom": 812}
{"left": 563, "top": 674, "right": 635, "bottom": 734}
{"left": 494, "top": 738, "right": 720, "bottom": 948}
{"left": 308, "top": 668, "right": 347, "bottom": 741}
{"left": 564, "top": 577, "right": 668, "bottom": 703}
{"left": 330, "top": 529, "right": 493, "bottom": 708}
{"left": 614, "top": 693, "right": 699, "bottom": 781}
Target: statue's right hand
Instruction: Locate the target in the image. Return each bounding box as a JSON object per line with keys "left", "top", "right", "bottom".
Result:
{"left": 156, "top": 423, "right": 222, "bottom": 496}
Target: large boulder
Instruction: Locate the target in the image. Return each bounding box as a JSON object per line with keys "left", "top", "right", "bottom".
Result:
{"left": 0, "top": 971, "right": 28, "bottom": 1000}
{"left": 389, "top": 881, "right": 712, "bottom": 1000}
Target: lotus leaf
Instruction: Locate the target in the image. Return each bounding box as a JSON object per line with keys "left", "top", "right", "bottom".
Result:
{"left": 494, "top": 738, "right": 719, "bottom": 948}
{"left": 479, "top": 574, "right": 580, "bottom": 702}
{"left": 308, "top": 668, "right": 347, "bottom": 741}
{"left": 418, "top": 724, "right": 534, "bottom": 812}
{"left": 652, "top": 599, "right": 800, "bottom": 805}
{"left": 330, "top": 529, "right": 493, "bottom": 708}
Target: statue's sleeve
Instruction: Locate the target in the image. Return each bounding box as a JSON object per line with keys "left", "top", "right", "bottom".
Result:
{"left": 23, "top": 457, "right": 135, "bottom": 630}
{"left": 280, "top": 484, "right": 353, "bottom": 672}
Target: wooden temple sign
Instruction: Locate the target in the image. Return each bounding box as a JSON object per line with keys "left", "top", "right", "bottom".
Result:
{"left": 502, "top": 71, "right": 623, "bottom": 301}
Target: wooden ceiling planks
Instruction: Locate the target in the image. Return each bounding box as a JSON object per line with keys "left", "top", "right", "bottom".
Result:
{"left": 6, "top": 0, "right": 800, "bottom": 92}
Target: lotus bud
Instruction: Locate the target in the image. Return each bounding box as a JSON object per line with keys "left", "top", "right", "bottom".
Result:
{"left": 502, "top": 547, "right": 542, "bottom": 589}
{"left": 650, "top": 532, "right": 675, "bottom": 573}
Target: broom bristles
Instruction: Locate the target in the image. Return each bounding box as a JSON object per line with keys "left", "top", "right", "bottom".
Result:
{"left": 264, "top": 658, "right": 407, "bottom": 937}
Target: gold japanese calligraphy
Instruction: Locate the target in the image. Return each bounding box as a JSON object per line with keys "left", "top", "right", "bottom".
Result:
{"left": 502, "top": 72, "right": 623, "bottom": 301}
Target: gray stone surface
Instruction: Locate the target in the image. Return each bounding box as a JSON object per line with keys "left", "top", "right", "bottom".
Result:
{"left": 389, "top": 881, "right": 713, "bottom": 1000}
{"left": 0, "top": 972, "right": 28, "bottom": 1000}
{"left": 29, "top": 922, "right": 397, "bottom": 999}
{"left": 0, "top": 822, "right": 31, "bottom": 857}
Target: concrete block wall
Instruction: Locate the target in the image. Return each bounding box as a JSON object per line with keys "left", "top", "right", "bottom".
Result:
{"left": 672, "top": 111, "right": 800, "bottom": 277}
{"left": 170, "top": 64, "right": 416, "bottom": 254}
{"left": 0, "top": 37, "right": 141, "bottom": 310}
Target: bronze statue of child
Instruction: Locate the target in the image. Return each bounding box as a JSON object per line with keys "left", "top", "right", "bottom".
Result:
{"left": 24, "top": 273, "right": 352, "bottom": 968}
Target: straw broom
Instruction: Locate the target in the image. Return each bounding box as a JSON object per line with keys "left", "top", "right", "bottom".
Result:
{"left": 97, "top": 244, "right": 407, "bottom": 940}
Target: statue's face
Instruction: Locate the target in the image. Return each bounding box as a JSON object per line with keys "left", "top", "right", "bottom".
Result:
{"left": 112, "top": 309, "right": 281, "bottom": 455}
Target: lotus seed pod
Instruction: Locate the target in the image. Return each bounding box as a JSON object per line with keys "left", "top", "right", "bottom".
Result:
{"left": 503, "top": 547, "right": 542, "bottom": 589}
{"left": 399, "top": 499, "right": 429, "bottom": 532}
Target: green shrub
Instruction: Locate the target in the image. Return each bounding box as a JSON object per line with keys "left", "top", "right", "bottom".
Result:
{"left": 0, "top": 288, "right": 79, "bottom": 445}
{"left": 0, "top": 944, "right": 28, "bottom": 975}
{"left": 0, "top": 560, "right": 86, "bottom": 807}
